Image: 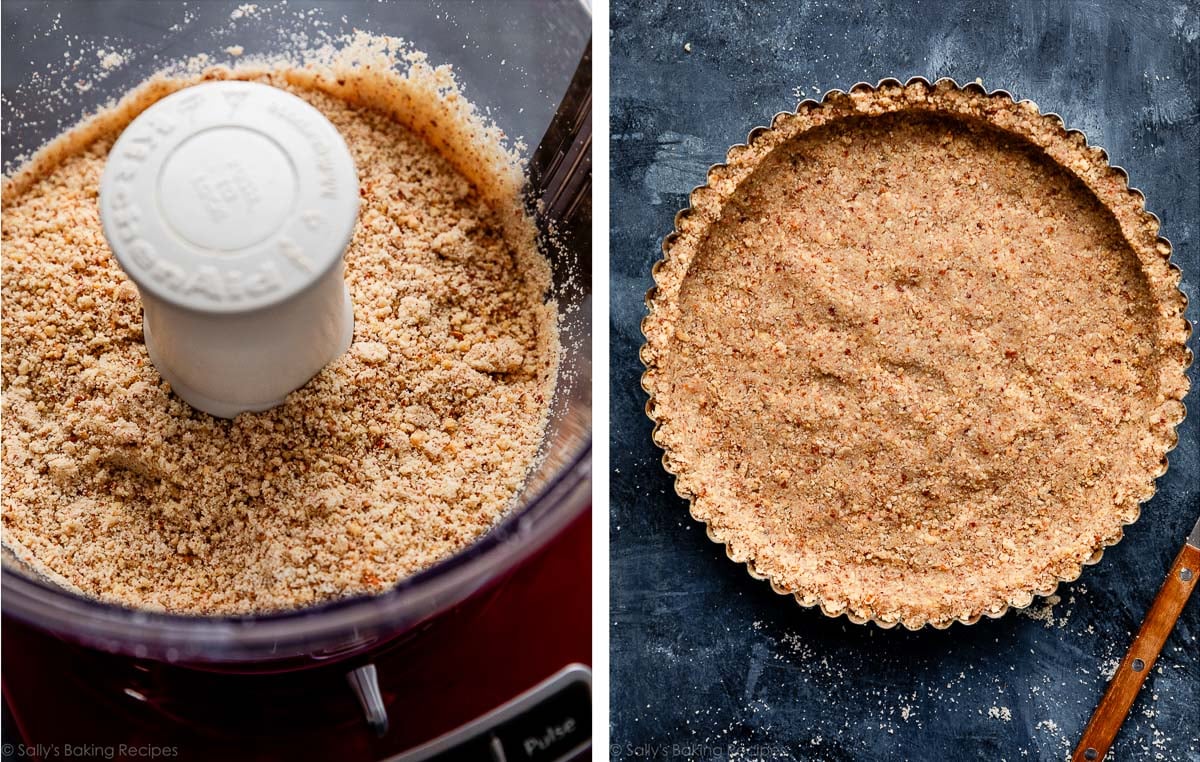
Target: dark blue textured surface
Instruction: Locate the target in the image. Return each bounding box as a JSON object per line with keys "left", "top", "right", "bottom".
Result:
{"left": 609, "top": 1, "right": 1199, "bottom": 759}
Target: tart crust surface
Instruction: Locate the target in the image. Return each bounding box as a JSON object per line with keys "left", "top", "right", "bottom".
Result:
{"left": 641, "top": 80, "right": 1190, "bottom": 629}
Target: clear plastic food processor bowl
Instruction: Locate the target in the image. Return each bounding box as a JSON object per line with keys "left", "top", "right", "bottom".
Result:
{"left": 1, "top": 0, "right": 592, "bottom": 664}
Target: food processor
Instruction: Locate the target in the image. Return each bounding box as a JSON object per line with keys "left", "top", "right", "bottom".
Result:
{"left": 0, "top": 2, "right": 592, "bottom": 760}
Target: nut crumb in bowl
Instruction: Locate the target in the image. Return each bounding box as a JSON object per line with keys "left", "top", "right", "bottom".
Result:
{"left": 1, "top": 39, "right": 560, "bottom": 615}
{"left": 641, "top": 79, "right": 1190, "bottom": 629}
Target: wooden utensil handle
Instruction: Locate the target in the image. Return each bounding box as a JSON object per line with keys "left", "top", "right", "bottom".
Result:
{"left": 1073, "top": 542, "right": 1200, "bottom": 762}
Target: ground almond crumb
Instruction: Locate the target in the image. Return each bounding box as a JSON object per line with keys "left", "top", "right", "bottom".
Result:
{"left": 642, "top": 81, "right": 1189, "bottom": 628}
{"left": 2, "top": 56, "right": 558, "bottom": 615}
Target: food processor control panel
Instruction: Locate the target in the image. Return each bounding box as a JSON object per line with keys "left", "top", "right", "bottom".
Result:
{"left": 390, "top": 665, "right": 591, "bottom": 762}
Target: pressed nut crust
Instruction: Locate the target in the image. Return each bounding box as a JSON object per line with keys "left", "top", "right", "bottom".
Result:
{"left": 2, "top": 46, "right": 559, "bottom": 615}
{"left": 641, "top": 81, "right": 1190, "bottom": 629}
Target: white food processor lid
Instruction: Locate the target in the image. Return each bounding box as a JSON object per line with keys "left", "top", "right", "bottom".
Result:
{"left": 99, "top": 80, "right": 359, "bottom": 314}
{"left": 98, "top": 80, "right": 360, "bottom": 418}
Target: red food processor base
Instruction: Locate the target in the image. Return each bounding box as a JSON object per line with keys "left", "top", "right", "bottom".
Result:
{"left": 2, "top": 509, "right": 591, "bottom": 762}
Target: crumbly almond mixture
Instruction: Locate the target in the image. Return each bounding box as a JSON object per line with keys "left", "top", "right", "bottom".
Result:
{"left": 642, "top": 82, "right": 1190, "bottom": 628}
{"left": 2, "top": 62, "right": 558, "bottom": 614}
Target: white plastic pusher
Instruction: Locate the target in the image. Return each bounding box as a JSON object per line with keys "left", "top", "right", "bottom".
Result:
{"left": 99, "top": 81, "right": 359, "bottom": 418}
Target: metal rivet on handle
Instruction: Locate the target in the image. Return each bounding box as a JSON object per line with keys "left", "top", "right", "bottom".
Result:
{"left": 1182, "top": 568, "right": 1194, "bottom": 582}
{"left": 1131, "top": 658, "right": 1145, "bottom": 672}
{"left": 1084, "top": 748, "right": 1098, "bottom": 760}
